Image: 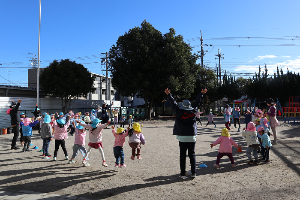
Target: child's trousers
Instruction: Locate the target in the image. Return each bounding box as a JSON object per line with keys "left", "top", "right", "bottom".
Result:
{"left": 54, "top": 139, "right": 68, "bottom": 157}
{"left": 129, "top": 142, "right": 141, "bottom": 157}
{"left": 113, "top": 146, "right": 125, "bottom": 165}
{"left": 246, "top": 146, "right": 258, "bottom": 160}
{"left": 85, "top": 145, "right": 105, "bottom": 161}
{"left": 216, "top": 152, "right": 234, "bottom": 165}
{"left": 72, "top": 144, "right": 88, "bottom": 160}
{"left": 42, "top": 137, "right": 51, "bottom": 155}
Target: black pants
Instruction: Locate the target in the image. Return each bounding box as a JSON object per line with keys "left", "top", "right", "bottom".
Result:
{"left": 120, "top": 122, "right": 125, "bottom": 128}
{"left": 234, "top": 118, "right": 240, "bottom": 128}
{"left": 54, "top": 139, "right": 68, "bottom": 157}
{"left": 11, "top": 124, "right": 20, "bottom": 148}
{"left": 179, "top": 141, "right": 196, "bottom": 176}
{"left": 206, "top": 121, "right": 216, "bottom": 126}
{"left": 23, "top": 136, "right": 31, "bottom": 150}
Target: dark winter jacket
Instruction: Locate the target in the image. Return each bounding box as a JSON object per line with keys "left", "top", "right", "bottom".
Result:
{"left": 10, "top": 102, "right": 20, "bottom": 125}
{"left": 167, "top": 92, "right": 203, "bottom": 136}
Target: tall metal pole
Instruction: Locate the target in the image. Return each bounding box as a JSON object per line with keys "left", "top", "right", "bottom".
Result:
{"left": 105, "top": 52, "right": 108, "bottom": 101}
{"left": 200, "top": 30, "right": 203, "bottom": 68}
{"left": 37, "top": 0, "right": 41, "bottom": 105}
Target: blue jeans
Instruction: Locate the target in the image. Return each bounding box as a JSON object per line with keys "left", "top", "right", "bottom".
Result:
{"left": 262, "top": 146, "right": 270, "bottom": 160}
{"left": 43, "top": 138, "right": 51, "bottom": 155}
{"left": 113, "top": 146, "right": 125, "bottom": 165}
{"left": 179, "top": 141, "right": 196, "bottom": 176}
{"left": 72, "top": 144, "right": 88, "bottom": 160}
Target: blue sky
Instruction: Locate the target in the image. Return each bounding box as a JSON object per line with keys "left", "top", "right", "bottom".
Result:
{"left": 1, "top": 0, "right": 300, "bottom": 87}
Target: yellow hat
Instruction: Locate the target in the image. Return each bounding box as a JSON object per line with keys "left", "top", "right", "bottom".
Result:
{"left": 116, "top": 127, "right": 125, "bottom": 134}
{"left": 133, "top": 123, "right": 142, "bottom": 133}
{"left": 221, "top": 128, "right": 230, "bottom": 137}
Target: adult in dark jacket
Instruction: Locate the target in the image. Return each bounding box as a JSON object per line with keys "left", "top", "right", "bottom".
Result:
{"left": 32, "top": 103, "right": 41, "bottom": 133}
{"left": 101, "top": 102, "right": 113, "bottom": 124}
{"left": 10, "top": 99, "right": 22, "bottom": 150}
{"left": 165, "top": 88, "right": 207, "bottom": 179}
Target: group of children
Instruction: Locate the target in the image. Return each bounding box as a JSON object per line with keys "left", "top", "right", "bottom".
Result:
{"left": 18, "top": 109, "right": 146, "bottom": 168}
{"left": 211, "top": 103, "right": 279, "bottom": 168}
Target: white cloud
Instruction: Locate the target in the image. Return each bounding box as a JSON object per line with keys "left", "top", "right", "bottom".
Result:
{"left": 255, "top": 55, "right": 277, "bottom": 60}
{"left": 233, "top": 58, "right": 300, "bottom": 76}
{"left": 282, "top": 56, "right": 291, "bottom": 58}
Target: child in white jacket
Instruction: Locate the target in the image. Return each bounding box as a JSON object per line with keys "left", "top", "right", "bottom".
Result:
{"left": 242, "top": 122, "right": 260, "bottom": 164}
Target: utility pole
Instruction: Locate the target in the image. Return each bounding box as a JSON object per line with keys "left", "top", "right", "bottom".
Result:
{"left": 37, "top": 0, "right": 41, "bottom": 106}
{"left": 200, "top": 30, "right": 204, "bottom": 68}
{"left": 216, "top": 64, "right": 218, "bottom": 85}
{"left": 101, "top": 52, "right": 110, "bottom": 101}
{"left": 215, "top": 49, "right": 224, "bottom": 86}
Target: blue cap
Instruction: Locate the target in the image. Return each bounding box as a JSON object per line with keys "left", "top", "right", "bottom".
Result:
{"left": 57, "top": 118, "right": 66, "bottom": 125}
{"left": 59, "top": 112, "right": 64, "bottom": 116}
{"left": 44, "top": 114, "right": 51, "bottom": 123}
{"left": 76, "top": 120, "right": 84, "bottom": 130}
{"left": 91, "top": 118, "right": 101, "bottom": 128}
{"left": 20, "top": 112, "right": 25, "bottom": 116}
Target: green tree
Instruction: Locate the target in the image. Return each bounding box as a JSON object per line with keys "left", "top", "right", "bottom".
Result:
{"left": 40, "top": 59, "right": 95, "bottom": 112}
{"left": 109, "top": 20, "right": 199, "bottom": 119}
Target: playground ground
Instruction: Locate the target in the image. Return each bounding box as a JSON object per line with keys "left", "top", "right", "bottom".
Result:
{"left": 0, "top": 116, "right": 300, "bottom": 200}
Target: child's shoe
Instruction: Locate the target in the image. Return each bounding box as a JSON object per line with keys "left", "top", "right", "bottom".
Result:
{"left": 82, "top": 160, "right": 90, "bottom": 167}
{"left": 137, "top": 156, "right": 142, "bottom": 160}
{"left": 69, "top": 159, "right": 76, "bottom": 164}
{"left": 191, "top": 173, "right": 196, "bottom": 178}
{"left": 264, "top": 159, "right": 270, "bottom": 164}
{"left": 43, "top": 156, "right": 50, "bottom": 160}
{"left": 120, "top": 164, "right": 126, "bottom": 168}
{"left": 115, "top": 163, "right": 120, "bottom": 168}
{"left": 231, "top": 164, "right": 236, "bottom": 168}
{"left": 65, "top": 156, "right": 69, "bottom": 160}
{"left": 131, "top": 156, "right": 135, "bottom": 160}
{"left": 53, "top": 157, "right": 57, "bottom": 161}
{"left": 213, "top": 164, "right": 219, "bottom": 168}
{"left": 248, "top": 160, "right": 254, "bottom": 165}
{"left": 254, "top": 160, "right": 260, "bottom": 164}
{"left": 102, "top": 161, "right": 108, "bottom": 167}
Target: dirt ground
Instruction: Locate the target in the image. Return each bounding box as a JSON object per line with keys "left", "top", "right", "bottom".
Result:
{"left": 0, "top": 117, "right": 300, "bottom": 200}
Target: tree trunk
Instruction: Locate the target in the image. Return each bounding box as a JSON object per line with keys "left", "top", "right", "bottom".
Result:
{"left": 149, "top": 96, "right": 153, "bottom": 120}
{"left": 144, "top": 97, "right": 149, "bottom": 120}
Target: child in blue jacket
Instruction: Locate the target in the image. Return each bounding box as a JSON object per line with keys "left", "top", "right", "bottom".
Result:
{"left": 22, "top": 117, "right": 41, "bottom": 152}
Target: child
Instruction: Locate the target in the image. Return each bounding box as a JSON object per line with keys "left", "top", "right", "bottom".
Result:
{"left": 53, "top": 117, "right": 70, "bottom": 161}
{"left": 242, "top": 122, "right": 260, "bottom": 164}
{"left": 22, "top": 117, "right": 40, "bottom": 152}
{"left": 128, "top": 115, "right": 133, "bottom": 128}
{"left": 205, "top": 112, "right": 216, "bottom": 127}
{"left": 119, "top": 116, "right": 126, "bottom": 128}
{"left": 267, "top": 98, "right": 279, "bottom": 144}
{"left": 244, "top": 109, "right": 252, "bottom": 129}
{"left": 257, "top": 127, "right": 272, "bottom": 163}
{"left": 111, "top": 126, "right": 129, "bottom": 168}
{"left": 210, "top": 128, "right": 239, "bottom": 168}
{"left": 233, "top": 107, "right": 241, "bottom": 132}
{"left": 128, "top": 123, "right": 146, "bottom": 160}
{"left": 196, "top": 109, "right": 203, "bottom": 126}
{"left": 69, "top": 119, "right": 89, "bottom": 166}
{"left": 40, "top": 114, "right": 53, "bottom": 158}
{"left": 112, "top": 108, "right": 119, "bottom": 127}
{"left": 221, "top": 110, "right": 231, "bottom": 130}
{"left": 77, "top": 118, "right": 110, "bottom": 167}
{"left": 19, "top": 112, "right": 26, "bottom": 146}
{"left": 84, "top": 112, "right": 91, "bottom": 124}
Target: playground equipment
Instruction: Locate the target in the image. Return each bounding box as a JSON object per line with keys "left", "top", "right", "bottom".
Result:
{"left": 282, "top": 96, "right": 300, "bottom": 123}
